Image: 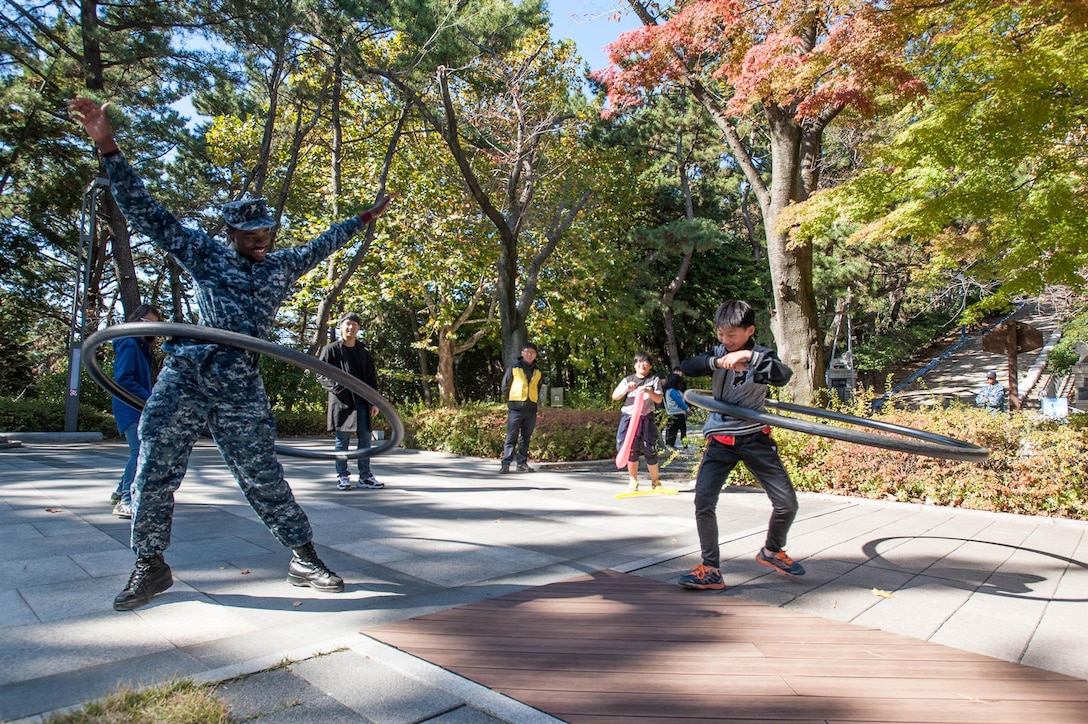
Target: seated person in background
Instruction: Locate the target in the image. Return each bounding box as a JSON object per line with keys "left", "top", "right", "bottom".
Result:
{"left": 975, "top": 371, "right": 1007, "bottom": 413}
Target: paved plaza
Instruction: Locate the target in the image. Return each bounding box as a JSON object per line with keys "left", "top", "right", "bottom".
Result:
{"left": 1, "top": 437, "right": 1086, "bottom": 722}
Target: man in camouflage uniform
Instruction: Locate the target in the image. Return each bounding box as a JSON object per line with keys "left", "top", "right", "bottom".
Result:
{"left": 69, "top": 97, "right": 393, "bottom": 611}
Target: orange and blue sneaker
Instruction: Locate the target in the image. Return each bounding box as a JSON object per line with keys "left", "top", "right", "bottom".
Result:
{"left": 677, "top": 564, "right": 725, "bottom": 590}
{"left": 757, "top": 547, "right": 805, "bottom": 577}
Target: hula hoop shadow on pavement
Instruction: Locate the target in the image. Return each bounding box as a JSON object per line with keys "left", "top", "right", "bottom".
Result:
{"left": 684, "top": 390, "right": 988, "bottom": 462}
{"left": 82, "top": 322, "right": 404, "bottom": 460}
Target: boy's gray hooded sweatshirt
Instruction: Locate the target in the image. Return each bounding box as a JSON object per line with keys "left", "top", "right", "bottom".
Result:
{"left": 679, "top": 340, "right": 793, "bottom": 437}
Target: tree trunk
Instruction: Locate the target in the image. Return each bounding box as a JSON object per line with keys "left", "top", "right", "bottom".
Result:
{"left": 307, "top": 103, "right": 407, "bottom": 355}
{"left": 82, "top": 0, "right": 139, "bottom": 318}
{"left": 626, "top": 0, "right": 824, "bottom": 403}
{"left": 764, "top": 106, "right": 823, "bottom": 401}
{"left": 314, "top": 53, "right": 345, "bottom": 351}
{"left": 432, "top": 67, "right": 583, "bottom": 372}
{"left": 661, "top": 142, "right": 697, "bottom": 369}
{"left": 435, "top": 332, "right": 457, "bottom": 407}
{"left": 104, "top": 193, "right": 140, "bottom": 316}
{"left": 250, "top": 39, "right": 287, "bottom": 200}
{"left": 169, "top": 258, "right": 184, "bottom": 322}
{"left": 411, "top": 320, "right": 433, "bottom": 406}
{"left": 739, "top": 184, "right": 761, "bottom": 260}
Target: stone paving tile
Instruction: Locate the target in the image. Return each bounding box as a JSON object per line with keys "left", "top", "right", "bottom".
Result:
{"left": 0, "top": 588, "right": 39, "bottom": 628}
{"left": 0, "top": 554, "right": 91, "bottom": 592}
{"left": 2, "top": 530, "right": 123, "bottom": 562}
{"left": 0, "top": 522, "right": 47, "bottom": 543}
{"left": 169, "top": 510, "right": 272, "bottom": 542}
{"left": 0, "top": 648, "right": 206, "bottom": 722}
{"left": 425, "top": 706, "right": 508, "bottom": 724}
{"left": 71, "top": 547, "right": 142, "bottom": 578}
{"left": 1054, "top": 562, "right": 1088, "bottom": 597}
{"left": 331, "top": 538, "right": 419, "bottom": 566}
{"left": 864, "top": 534, "right": 974, "bottom": 576}
{"left": 0, "top": 610, "right": 177, "bottom": 687}
{"left": 134, "top": 597, "right": 264, "bottom": 649}
{"left": 930, "top": 609, "right": 1036, "bottom": 662}
{"left": 157, "top": 535, "right": 280, "bottom": 568}
{"left": 783, "top": 565, "right": 917, "bottom": 622}
{"left": 1023, "top": 598, "right": 1088, "bottom": 680}
{"left": 921, "top": 537, "right": 1020, "bottom": 581}
{"left": 215, "top": 666, "right": 343, "bottom": 721}
{"left": 18, "top": 571, "right": 195, "bottom": 624}
{"left": 850, "top": 573, "right": 975, "bottom": 640}
{"left": 292, "top": 649, "right": 463, "bottom": 724}
{"left": 379, "top": 544, "right": 564, "bottom": 589}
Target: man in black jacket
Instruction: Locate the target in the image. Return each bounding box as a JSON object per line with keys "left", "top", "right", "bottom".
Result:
{"left": 318, "top": 313, "right": 384, "bottom": 490}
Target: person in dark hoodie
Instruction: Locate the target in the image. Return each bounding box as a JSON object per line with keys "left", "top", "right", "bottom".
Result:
{"left": 500, "top": 343, "right": 542, "bottom": 473}
{"left": 676, "top": 300, "right": 805, "bottom": 591}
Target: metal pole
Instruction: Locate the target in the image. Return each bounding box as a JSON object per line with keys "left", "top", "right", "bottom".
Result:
{"left": 1006, "top": 321, "right": 1020, "bottom": 412}
{"left": 64, "top": 177, "right": 110, "bottom": 432}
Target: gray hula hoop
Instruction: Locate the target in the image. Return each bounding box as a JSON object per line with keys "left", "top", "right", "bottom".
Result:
{"left": 684, "top": 390, "right": 989, "bottom": 462}
{"left": 82, "top": 322, "right": 404, "bottom": 460}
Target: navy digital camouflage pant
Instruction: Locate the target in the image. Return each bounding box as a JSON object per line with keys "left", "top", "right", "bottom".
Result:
{"left": 131, "top": 350, "right": 312, "bottom": 557}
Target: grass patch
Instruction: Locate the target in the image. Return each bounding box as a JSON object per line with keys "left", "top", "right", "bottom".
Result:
{"left": 44, "top": 679, "right": 230, "bottom": 724}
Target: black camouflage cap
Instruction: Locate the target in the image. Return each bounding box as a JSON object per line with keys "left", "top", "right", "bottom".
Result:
{"left": 221, "top": 198, "right": 276, "bottom": 231}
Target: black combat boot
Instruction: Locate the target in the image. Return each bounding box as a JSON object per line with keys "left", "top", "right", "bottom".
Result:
{"left": 287, "top": 542, "right": 344, "bottom": 592}
{"left": 113, "top": 554, "right": 173, "bottom": 611}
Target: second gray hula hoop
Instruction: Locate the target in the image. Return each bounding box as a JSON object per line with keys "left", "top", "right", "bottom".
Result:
{"left": 82, "top": 322, "right": 404, "bottom": 460}
{"left": 684, "top": 390, "right": 989, "bottom": 462}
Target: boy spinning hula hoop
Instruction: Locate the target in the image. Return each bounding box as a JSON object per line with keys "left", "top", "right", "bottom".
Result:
{"left": 677, "top": 300, "right": 805, "bottom": 591}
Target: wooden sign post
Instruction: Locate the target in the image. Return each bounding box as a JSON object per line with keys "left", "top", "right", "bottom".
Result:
{"left": 981, "top": 321, "right": 1044, "bottom": 411}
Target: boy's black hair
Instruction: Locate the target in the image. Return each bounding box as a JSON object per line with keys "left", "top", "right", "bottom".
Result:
{"left": 634, "top": 351, "right": 651, "bottom": 364}
{"left": 522, "top": 342, "right": 538, "bottom": 352}
{"left": 714, "top": 300, "right": 755, "bottom": 329}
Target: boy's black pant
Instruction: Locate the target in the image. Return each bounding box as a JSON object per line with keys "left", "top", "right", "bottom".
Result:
{"left": 694, "top": 431, "right": 798, "bottom": 569}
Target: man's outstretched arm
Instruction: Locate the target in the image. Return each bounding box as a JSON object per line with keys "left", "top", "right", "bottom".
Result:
{"left": 67, "top": 97, "right": 217, "bottom": 269}
{"left": 281, "top": 194, "right": 397, "bottom": 277}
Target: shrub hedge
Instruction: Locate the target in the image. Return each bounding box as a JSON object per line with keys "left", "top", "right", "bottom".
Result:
{"left": 726, "top": 404, "right": 1088, "bottom": 520}
{"left": 5, "top": 393, "right": 1084, "bottom": 521}
{"left": 272, "top": 408, "right": 327, "bottom": 437}
{"left": 404, "top": 404, "right": 618, "bottom": 461}
{"left": 0, "top": 398, "right": 117, "bottom": 436}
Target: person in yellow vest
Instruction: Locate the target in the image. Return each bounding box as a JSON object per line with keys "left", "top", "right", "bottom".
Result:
{"left": 501, "top": 343, "right": 542, "bottom": 473}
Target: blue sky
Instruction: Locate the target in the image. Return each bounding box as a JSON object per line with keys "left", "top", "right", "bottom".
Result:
{"left": 546, "top": 0, "right": 641, "bottom": 73}
{"left": 172, "top": 4, "right": 641, "bottom": 122}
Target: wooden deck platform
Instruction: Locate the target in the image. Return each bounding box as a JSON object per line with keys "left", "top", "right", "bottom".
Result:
{"left": 365, "top": 570, "right": 1088, "bottom": 723}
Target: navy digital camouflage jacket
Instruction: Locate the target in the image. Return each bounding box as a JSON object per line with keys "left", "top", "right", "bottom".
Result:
{"left": 102, "top": 152, "right": 366, "bottom": 366}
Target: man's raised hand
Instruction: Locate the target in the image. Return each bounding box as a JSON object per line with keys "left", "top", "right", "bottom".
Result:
{"left": 67, "top": 97, "right": 119, "bottom": 154}
{"left": 359, "top": 194, "right": 396, "bottom": 224}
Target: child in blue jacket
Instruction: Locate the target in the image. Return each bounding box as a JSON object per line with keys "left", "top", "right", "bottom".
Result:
{"left": 110, "top": 304, "right": 161, "bottom": 518}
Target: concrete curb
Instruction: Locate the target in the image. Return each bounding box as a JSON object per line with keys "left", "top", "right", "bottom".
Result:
{"left": 0, "top": 432, "right": 104, "bottom": 444}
